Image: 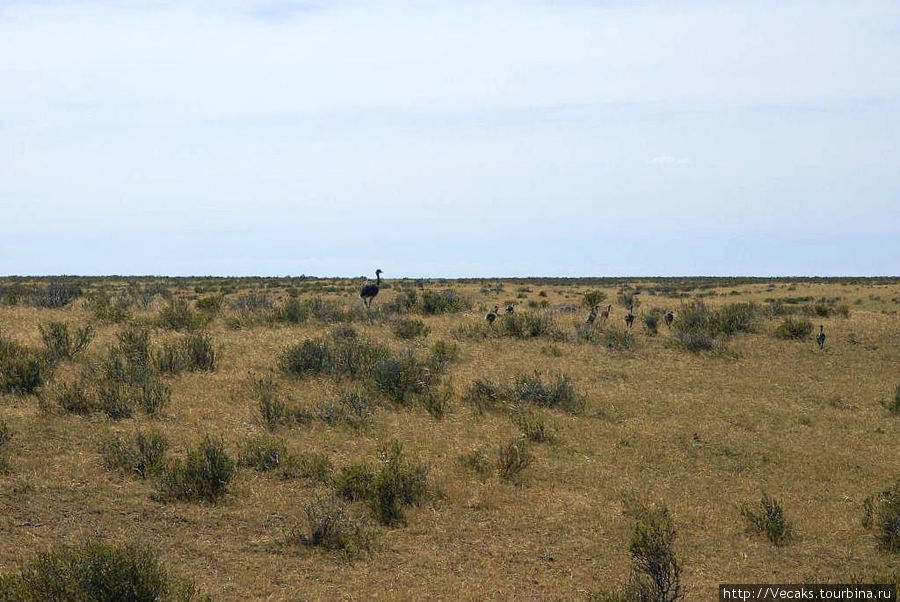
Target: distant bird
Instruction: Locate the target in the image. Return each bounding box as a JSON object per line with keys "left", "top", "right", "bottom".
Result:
{"left": 586, "top": 304, "right": 599, "bottom": 325}
{"left": 664, "top": 310, "right": 675, "bottom": 328}
{"left": 817, "top": 324, "right": 826, "bottom": 349}
{"left": 359, "top": 269, "right": 382, "bottom": 309}
{"left": 600, "top": 304, "right": 612, "bottom": 322}
{"left": 625, "top": 306, "right": 635, "bottom": 329}
{"left": 486, "top": 305, "right": 499, "bottom": 325}
{"left": 505, "top": 303, "right": 515, "bottom": 314}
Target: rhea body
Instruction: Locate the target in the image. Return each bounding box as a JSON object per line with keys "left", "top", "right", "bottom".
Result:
{"left": 486, "top": 306, "right": 499, "bottom": 325}
{"left": 624, "top": 306, "right": 635, "bottom": 328}
{"left": 817, "top": 325, "right": 826, "bottom": 349}
{"left": 664, "top": 310, "right": 674, "bottom": 328}
{"left": 586, "top": 304, "right": 599, "bottom": 325}
{"left": 600, "top": 304, "right": 612, "bottom": 322}
{"left": 359, "top": 269, "right": 383, "bottom": 309}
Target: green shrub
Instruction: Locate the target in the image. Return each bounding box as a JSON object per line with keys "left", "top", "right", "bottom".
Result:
{"left": 0, "top": 336, "right": 48, "bottom": 395}
{"left": 279, "top": 452, "right": 333, "bottom": 482}
{"left": 157, "top": 299, "right": 205, "bottom": 330}
{"left": 863, "top": 480, "right": 900, "bottom": 552}
{"left": 332, "top": 464, "right": 375, "bottom": 502}
{"left": 497, "top": 436, "right": 532, "bottom": 483}
{"left": 774, "top": 316, "right": 813, "bottom": 340}
{"left": 230, "top": 293, "right": 271, "bottom": 311}
{"left": 510, "top": 372, "right": 585, "bottom": 414}
{"left": 154, "top": 333, "right": 217, "bottom": 374}
{"left": 457, "top": 449, "right": 491, "bottom": 477}
{"left": 238, "top": 436, "right": 287, "bottom": 472}
{"left": 99, "top": 431, "right": 169, "bottom": 479}
{"left": 0, "top": 421, "right": 11, "bottom": 473}
{"left": 710, "top": 302, "right": 759, "bottom": 336}
{"left": 464, "top": 378, "right": 504, "bottom": 415}
{"left": 741, "top": 493, "right": 793, "bottom": 546}
{"left": 28, "top": 281, "right": 82, "bottom": 308}
{"left": 421, "top": 386, "right": 451, "bottom": 420}
{"left": 367, "top": 440, "right": 429, "bottom": 525}
{"left": 39, "top": 322, "right": 94, "bottom": 361}
{"left": 582, "top": 290, "right": 608, "bottom": 308}
{"left": 417, "top": 289, "right": 469, "bottom": 315}
{"left": 271, "top": 298, "right": 309, "bottom": 324}
{"left": 604, "top": 327, "right": 636, "bottom": 351}
{"left": 158, "top": 435, "right": 235, "bottom": 503}
{"left": 195, "top": 295, "right": 223, "bottom": 315}
{"left": 881, "top": 385, "right": 900, "bottom": 416}
{"left": 392, "top": 318, "right": 430, "bottom": 340}
{"left": 625, "top": 502, "right": 684, "bottom": 602}
{"left": 0, "top": 540, "right": 201, "bottom": 601}
{"left": 86, "top": 291, "right": 132, "bottom": 322}
{"left": 426, "top": 340, "right": 459, "bottom": 372}
{"left": 672, "top": 329, "right": 715, "bottom": 352}
{"left": 642, "top": 312, "right": 660, "bottom": 335}
{"left": 293, "top": 495, "right": 371, "bottom": 557}
{"left": 316, "top": 391, "right": 374, "bottom": 430}
{"left": 511, "top": 410, "right": 554, "bottom": 443}
{"left": 372, "top": 352, "right": 431, "bottom": 405}
{"left": 498, "top": 310, "right": 562, "bottom": 340}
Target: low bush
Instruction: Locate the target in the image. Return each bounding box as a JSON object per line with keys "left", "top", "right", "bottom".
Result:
{"left": 316, "top": 390, "right": 375, "bottom": 430}
{"left": 0, "top": 421, "right": 11, "bottom": 473}
{"left": 426, "top": 340, "right": 459, "bottom": 372}
{"left": 498, "top": 310, "right": 563, "bottom": 340}
{"left": 39, "top": 322, "right": 94, "bottom": 361}
{"left": 457, "top": 449, "right": 492, "bottom": 477}
{"left": 99, "top": 431, "right": 169, "bottom": 479}
{"left": 417, "top": 289, "right": 469, "bottom": 315}
{"left": 372, "top": 352, "right": 432, "bottom": 405}
{"left": 157, "top": 435, "right": 235, "bottom": 503}
{"left": 271, "top": 297, "right": 309, "bottom": 324}
{"left": 464, "top": 378, "right": 505, "bottom": 415}
{"left": 510, "top": 372, "right": 585, "bottom": 414}
{"left": 238, "top": 436, "right": 287, "bottom": 472}
{"left": 0, "top": 336, "right": 49, "bottom": 395}
{"left": 154, "top": 333, "right": 217, "bottom": 374}
{"left": 882, "top": 385, "right": 900, "bottom": 416}
{"left": 392, "top": 317, "right": 430, "bottom": 340}
{"left": 497, "top": 436, "right": 532, "bottom": 482}
{"left": 293, "top": 495, "right": 371, "bottom": 557}
{"left": 368, "top": 440, "right": 429, "bottom": 525}
{"left": 774, "top": 316, "right": 814, "bottom": 340}
{"left": 0, "top": 540, "right": 202, "bottom": 601}
{"left": 157, "top": 299, "right": 206, "bottom": 330}
{"left": 741, "top": 493, "right": 793, "bottom": 546}
{"left": 27, "top": 281, "right": 82, "bottom": 308}
{"left": 582, "top": 289, "right": 608, "bottom": 309}
{"left": 511, "top": 410, "right": 554, "bottom": 443}
{"left": 863, "top": 480, "right": 900, "bottom": 552}
{"left": 604, "top": 327, "right": 636, "bottom": 352}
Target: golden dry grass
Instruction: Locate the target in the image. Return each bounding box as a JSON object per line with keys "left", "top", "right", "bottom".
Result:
{"left": 1, "top": 277, "right": 899, "bottom": 600}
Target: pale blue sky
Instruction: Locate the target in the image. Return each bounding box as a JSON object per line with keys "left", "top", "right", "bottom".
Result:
{"left": 1, "top": 0, "right": 898, "bottom": 277}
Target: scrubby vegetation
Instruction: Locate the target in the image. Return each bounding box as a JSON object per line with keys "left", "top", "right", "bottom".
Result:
{"left": 863, "top": 480, "right": 900, "bottom": 553}
{"left": 0, "top": 540, "right": 202, "bottom": 601}
{"left": 741, "top": 493, "right": 793, "bottom": 546}
{"left": 156, "top": 435, "right": 235, "bottom": 503}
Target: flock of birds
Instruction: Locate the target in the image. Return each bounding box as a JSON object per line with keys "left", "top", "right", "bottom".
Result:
{"left": 358, "top": 269, "right": 828, "bottom": 348}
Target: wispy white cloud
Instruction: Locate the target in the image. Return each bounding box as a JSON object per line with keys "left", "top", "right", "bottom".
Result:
{"left": 647, "top": 155, "right": 691, "bottom": 166}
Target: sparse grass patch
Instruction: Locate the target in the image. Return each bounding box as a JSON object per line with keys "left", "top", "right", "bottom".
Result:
{"left": 315, "top": 390, "right": 375, "bottom": 430}
{"left": 458, "top": 449, "right": 492, "bottom": 478}
{"left": 0, "top": 540, "right": 202, "bottom": 601}
{"left": 741, "top": 493, "right": 793, "bottom": 546}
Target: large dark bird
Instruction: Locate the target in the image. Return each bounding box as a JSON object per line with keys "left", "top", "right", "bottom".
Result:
{"left": 664, "top": 310, "right": 674, "bottom": 328}
{"left": 505, "top": 303, "right": 515, "bottom": 314}
{"left": 586, "top": 304, "right": 599, "bottom": 325}
{"left": 817, "top": 324, "right": 826, "bottom": 349}
{"left": 486, "top": 305, "right": 499, "bottom": 325}
{"left": 359, "top": 269, "right": 382, "bottom": 309}
{"left": 624, "top": 306, "right": 635, "bottom": 328}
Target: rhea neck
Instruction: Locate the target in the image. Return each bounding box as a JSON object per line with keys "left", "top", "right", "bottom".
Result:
{"left": 375, "top": 272, "right": 381, "bottom": 285}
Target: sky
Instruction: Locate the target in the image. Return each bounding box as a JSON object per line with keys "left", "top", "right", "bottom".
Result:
{"left": 1, "top": 0, "right": 898, "bottom": 277}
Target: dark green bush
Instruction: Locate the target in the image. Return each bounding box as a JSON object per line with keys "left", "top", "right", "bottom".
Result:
{"left": 28, "top": 281, "right": 82, "bottom": 308}
{"left": 510, "top": 372, "right": 585, "bottom": 414}
{"left": 367, "top": 440, "right": 429, "bottom": 525}
{"left": 372, "top": 352, "right": 431, "bottom": 405}
{"left": 158, "top": 435, "right": 235, "bottom": 503}
{"left": 710, "top": 302, "right": 759, "bottom": 336}
{"left": 0, "top": 540, "right": 201, "bottom": 601}
{"left": 332, "top": 464, "right": 375, "bottom": 502}
{"left": 741, "top": 493, "right": 793, "bottom": 546}
{"left": 39, "top": 322, "right": 94, "bottom": 362}
{"left": 99, "top": 431, "right": 169, "bottom": 479}
{"left": 774, "top": 316, "right": 813, "bottom": 340}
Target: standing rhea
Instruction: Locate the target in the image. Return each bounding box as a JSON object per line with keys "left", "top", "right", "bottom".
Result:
{"left": 486, "top": 305, "right": 499, "bottom": 326}
{"left": 586, "top": 304, "right": 599, "bottom": 325}
{"left": 817, "top": 324, "right": 826, "bottom": 349}
{"left": 664, "top": 310, "right": 675, "bottom": 328}
{"left": 600, "top": 304, "right": 612, "bottom": 322}
{"left": 359, "top": 269, "right": 382, "bottom": 309}
{"left": 624, "top": 306, "right": 635, "bottom": 329}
